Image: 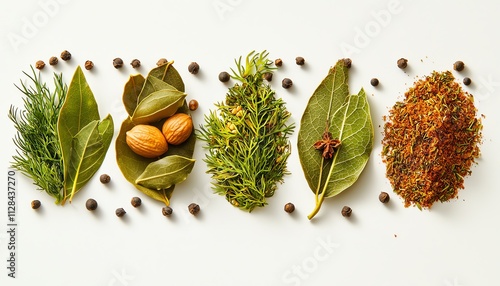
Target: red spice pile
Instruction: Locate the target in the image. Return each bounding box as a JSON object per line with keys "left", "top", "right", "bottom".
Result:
{"left": 382, "top": 71, "right": 482, "bottom": 209}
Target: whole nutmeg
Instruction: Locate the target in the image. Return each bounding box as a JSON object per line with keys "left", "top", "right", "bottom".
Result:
{"left": 126, "top": 124, "right": 168, "bottom": 158}
{"left": 162, "top": 113, "right": 193, "bottom": 145}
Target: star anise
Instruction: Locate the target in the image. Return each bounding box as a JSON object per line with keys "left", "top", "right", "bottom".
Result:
{"left": 313, "top": 131, "right": 341, "bottom": 160}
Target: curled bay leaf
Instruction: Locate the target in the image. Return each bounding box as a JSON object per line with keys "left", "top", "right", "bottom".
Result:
{"left": 131, "top": 89, "right": 186, "bottom": 124}
{"left": 135, "top": 155, "right": 195, "bottom": 190}
{"left": 123, "top": 74, "right": 145, "bottom": 117}
{"left": 297, "top": 59, "right": 374, "bottom": 220}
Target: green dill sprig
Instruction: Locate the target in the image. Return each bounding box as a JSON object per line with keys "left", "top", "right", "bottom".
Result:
{"left": 8, "top": 67, "right": 67, "bottom": 203}
{"left": 199, "top": 51, "right": 294, "bottom": 211}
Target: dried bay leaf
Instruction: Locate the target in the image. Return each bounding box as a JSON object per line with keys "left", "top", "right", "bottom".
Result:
{"left": 58, "top": 66, "right": 114, "bottom": 203}
{"left": 135, "top": 155, "right": 195, "bottom": 190}
{"left": 131, "top": 89, "right": 186, "bottom": 124}
{"left": 297, "top": 59, "right": 374, "bottom": 220}
{"left": 123, "top": 74, "right": 145, "bottom": 117}
{"left": 149, "top": 61, "right": 185, "bottom": 92}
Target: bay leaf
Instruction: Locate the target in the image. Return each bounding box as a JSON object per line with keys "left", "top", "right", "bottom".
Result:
{"left": 64, "top": 115, "right": 114, "bottom": 202}
{"left": 122, "top": 74, "right": 145, "bottom": 117}
{"left": 58, "top": 66, "right": 114, "bottom": 204}
{"left": 116, "top": 103, "right": 196, "bottom": 205}
{"left": 131, "top": 89, "right": 186, "bottom": 124}
{"left": 149, "top": 61, "right": 185, "bottom": 92}
{"left": 297, "top": 59, "right": 374, "bottom": 220}
{"left": 136, "top": 75, "right": 178, "bottom": 105}
{"left": 135, "top": 155, "right": 195, "bottom": 190}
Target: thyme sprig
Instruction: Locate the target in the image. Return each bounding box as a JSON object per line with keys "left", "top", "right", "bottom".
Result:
{"left": 8, "top": 68, "right": 67, "bottom": 203}
{"left": 199, "top": 51, "right": 294, "bottom": 211}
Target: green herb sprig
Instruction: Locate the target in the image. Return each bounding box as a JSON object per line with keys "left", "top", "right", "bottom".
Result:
{"left": 199, "top": 51, "right": 294, "bottom": 211}
{"left": 9, "top": 68, "right": 67, "bottom": 203}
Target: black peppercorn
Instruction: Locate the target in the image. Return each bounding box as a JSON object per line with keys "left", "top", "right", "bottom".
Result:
{"left": 113, "top": 58, "right": 124, "bottom": 69}
{"left": 162, "top": 206, "right": 173, "bottom": 216}
{"left": 31, "top": 200, "right": 41, "bottom": 209}
{"left": 463, "top": 77, "right": 472, "bottom": 86}
{"left": 370, "top": 78, "right": 379, "bottom": 86}
{"left": 131, "top": 197, "right": 142, "bottom": 208}
{"left": 219, "top": 71, "right": 230, "bottom": 82}
{"left": 284, "top": 202, "right": 295, "bottom": 213}
{"left": 295, "top": 57, "right": 305, "bottom": 66}
{"left": 100, "top": 174, "right": 111, "bottom": 184}
{"left": 157, "top": 58, "right": 168, "bottom": 66}
{"left": 188, "top": 62, "right": 200, "bottom": 74}
{"left": 453, "top": 61, "right": 465, "bottom": 72}
{"left": 60, "top": 50, "right": 71, "bottom": 61}
{"left": 86, "top": 198, "right": 98, "bottom": 211}
{"left": 35, "top": 60, "right": 45, "bottom": 70}
{"left": 115, "top": 208, "right": 126, "bottom": 217}
{"left": 188, "top": 203, "right": 200, "bottom": 215}
{"left": 49, "top": 56, "right": 58, "bottom": 66}
{"left": 341, "top": 206, "right": 352, "bottom": 217}
{"left": 282, "top": 78, "right": 293, "bottom": 89}
{"left": 84, "top": 60, "right": 94, "bottom": 70}
{"left": 275, "top": 58, "right": 283, "bottom": 67}
{"left": 379, "top": 192, "right": 390, "bottom": 203}
{"left": 188, "top": 99, "right": 199, "bottom": 111}
{"left": 263, "top": 72, "right": 273, "bottom": 81}
{"left": 397, "top": 58, "right": 408, "bottom": 69}
{"left": 343, "top": 58, "right": 352, "bottom": 68}
{"left": 130, "top": 59, "right": 141, "bottom": 69}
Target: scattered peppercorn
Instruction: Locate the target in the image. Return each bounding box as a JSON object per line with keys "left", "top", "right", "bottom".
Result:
{"left": 130, "top": 59, "right": 141, "bottom": 69}
{"left": 341, "top": 206, "right": 352, "bottom": 217}
{"left": 275, "top": 58, "right": 283, "bottom": 67}
{"left": 295, "top": 57, "right": 305, "bottom": 66}
{"left": 188, "top": 203, "right": 200, "bottom": 215}
{"left": 263, "top": 72, "right": 273, "bottom": 81}
{"left": 49, "top": 56, "right": 58, "bottom": 66}
{"left": 379, "top": 192, "right": 390, "bottom": 203}
{"left": 115, "top": 208, "right": 126, "bottom": 217}
{"left": 188, "top": 99, "right": 199, "bottom": 111}
{"left": 370, "top": 78, "right": 379, "bottom": 86}
{"left": 86, "top": 198, "right": 98, "bottom": 211}
{"left": 100, "top": 174, "right": 111, "bottom": 184}
{"left": 84, "top": 60, "right": 94, "bottom": 70}
{"left": 453, "top": 61, "right": 465, "bottom": 71}
{"left": 343, "top": 58, "right": 352, "bottom": 68}
{"left": 35, "top": 60, "right": 45, "bottom": 70}
{"left": 463, "top": 77, "right": 472, "bottom": 86}
{"left": 157, "top": 58, "right": 168, "bottom": 66}
{"left": 397, "top": 58, "right": 408, "bottom": 69}
{"left": 162, "top": 206, "right": 173, "bottom": 216}
{"left": 31, "top": 200, "right": 41, "bottom": 209}
{"left": 282, "top": 78, "right": 293, "bottom": 89}
{"left": 284, "top": 202, "right": 295, "bottom": 213}
{"left": 219, "top": 71, "right": 230, "bottom": 82}
{"left": 131, "top": 197, "right": 142, "bottom": 207}
{"left": 113, "top": 58, "right": 124, "bottom": 69}
{"left": 60, "top": 50, "right": 71, "bottom": 61}
{"left": 188, "top": 62, "right": 200, "bottom": 74}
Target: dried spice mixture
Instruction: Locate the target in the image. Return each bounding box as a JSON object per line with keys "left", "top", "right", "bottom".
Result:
{"left": 382, "top": 71, "right": 482, "bottom": 208}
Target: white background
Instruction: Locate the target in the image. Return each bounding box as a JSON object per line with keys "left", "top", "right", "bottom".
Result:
{"left": 1, "top": 0, "right": 499, "bottom": 285}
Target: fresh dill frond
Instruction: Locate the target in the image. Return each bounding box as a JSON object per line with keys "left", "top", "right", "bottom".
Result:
{"left": 8, "top": 67, "right": 67, "bottom": 203}
{"left": 199, "top": 51, "right": 294, "bottom": 212}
